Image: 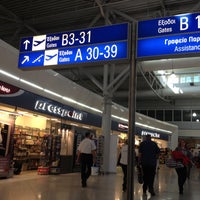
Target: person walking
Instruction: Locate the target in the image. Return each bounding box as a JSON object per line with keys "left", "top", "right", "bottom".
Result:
{"left": 138, "top": 134, "right": 160, "bottom": 196}
{"left": 172, "top": 139, "right": 191, "bottom": 194}
{"left": 76, "top": 132, "right": 96, "bottom": 187}
{"left": 119, "top": 139, "right": 128, "bottom": 192}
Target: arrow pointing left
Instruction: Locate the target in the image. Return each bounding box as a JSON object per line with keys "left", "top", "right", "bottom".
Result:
{"left": 22, "top": 56, "right": 29, "bottom": 64}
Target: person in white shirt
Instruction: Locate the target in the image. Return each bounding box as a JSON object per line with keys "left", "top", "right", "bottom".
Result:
{"left": 76, "top": 132, "right": 96, "bottom": 187}
{"left": 119, "top": 140, "right": 128, "bottom": 192}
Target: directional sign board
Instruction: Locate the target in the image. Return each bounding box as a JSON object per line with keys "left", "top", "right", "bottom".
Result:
{"left": 18, "top": 23, "right": 129, "bottom": 70}
{"left": 137, "top": 13, "right": 200, "bottom": 59}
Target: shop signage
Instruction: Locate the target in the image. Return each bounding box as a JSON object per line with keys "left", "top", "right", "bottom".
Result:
{"left": 141, "top": 130, "right": 160, "bottom": 139}
{"left": 18, "top": 23, "right": 129, "bottom": 69}
{"left": 0, "top": 81, "right": 20, "bottom": 95}
{"left": 118, "top": 123, "right": 128, "bottom": 132}
{"left": 34, "top": 100, "right": 83, "bottom": 121}
{"left": 137, "top": 12, "right": 200, "bottom": 59}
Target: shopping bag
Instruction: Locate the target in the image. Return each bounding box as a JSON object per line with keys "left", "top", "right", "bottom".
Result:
{"left": 137, "top": 165, "right": 143, "bottom": 184}
{"left": 91, "top": 165, "right": 99, "bottom": 176}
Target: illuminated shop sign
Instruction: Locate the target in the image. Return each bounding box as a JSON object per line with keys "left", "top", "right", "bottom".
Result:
{"left": 0, "top": 81, "right": 21, "bottom": 95}
{"left": 18, "top": 23, "right": 129, "bottom": 69}
{"left": 137, "top": 13, "right": 200, "bottom": 59}
{"left": 34, "top": 100, "right": 83, "bottom": 121}
{"left": 0, "top": 84, "right": 10, "bottom": 94}
{"left": 141, "top": 130, "right": 160, "bottom": 139}
{"left": 118, "top": 123, "right": 128, "bottom": 131}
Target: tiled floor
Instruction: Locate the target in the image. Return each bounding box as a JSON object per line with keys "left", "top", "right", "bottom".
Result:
{"left": 0, "top": 165, "right": 200, "bottom": 200}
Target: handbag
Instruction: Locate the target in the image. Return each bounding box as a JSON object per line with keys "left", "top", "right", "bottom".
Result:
{"left": 165, "top": 157, "right": 184, "bottom": 168}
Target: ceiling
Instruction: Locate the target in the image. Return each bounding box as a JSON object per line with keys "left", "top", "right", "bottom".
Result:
{"left": 1, "top": 0, "right": 200, "bottom": 109}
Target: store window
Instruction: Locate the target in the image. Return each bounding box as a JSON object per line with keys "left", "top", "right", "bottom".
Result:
{"left": 156, "top": 110, "right": 163, "bottom": 121}
{"left": 183, "top": 110, "right": 191, "bottom": 121}
{"left": 192, "top": 110, "right": 200, "bottom": 122}
{"left": 164, "top": 110, "right": 172, "bottom": 121}
{"left": 148, "top": 110, "right": 155, "bottom": 118}
{"left": 139, "top": 110, "right": 147, "bottom": 115}
{"left": 174, "top": 110, "right": 182, "bottom": 121}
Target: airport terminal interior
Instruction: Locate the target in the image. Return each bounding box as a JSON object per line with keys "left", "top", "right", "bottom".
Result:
{"left": 1, "top": 1, "right": 200, "bottom": 200}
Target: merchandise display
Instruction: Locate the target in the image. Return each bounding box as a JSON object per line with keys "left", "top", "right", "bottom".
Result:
{"left": 50, "top": 135, "right": 61, "bottom": 174}
{"left": 38, "top": 134, "right": 61, "bottom": 175}
{"left": 13, "top": 126, "right": 47, "bottom": 171}
{"left": 96, "top": 135, "right": 104, "bottom": 175}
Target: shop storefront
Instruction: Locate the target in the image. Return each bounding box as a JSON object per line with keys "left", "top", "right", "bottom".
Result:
{"left": 114, "top": 122, "right": 173, "bottom": 164}
{"left": 0, "top": 81, "right": 102, "bottom": 176}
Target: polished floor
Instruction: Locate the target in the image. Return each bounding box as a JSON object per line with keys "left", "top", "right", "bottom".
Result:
{"left": 0, "top": 165, "right": 200, "bottom": 200}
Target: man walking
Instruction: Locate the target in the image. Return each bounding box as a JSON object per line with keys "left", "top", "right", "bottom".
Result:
{"left": 76, "top": 132, "right": 96, "bottom": 187}
{"left": 139, "top": 134, "right": 160, "bottom": 196}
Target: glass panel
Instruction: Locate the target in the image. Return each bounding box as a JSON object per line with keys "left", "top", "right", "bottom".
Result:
{"left": 194, "top": 76, "right": 200, "bottom": 83}
{"left": 192, "top": 110, "right": 200, "bottom": 122}
{"left": 156, "top": 110, "right": 163, "bottom": 121}
{"left": 148, "top": 110, "right": 155, "bottom": 118}
{"left": 139, "top": 110, "right": 147, "bottom": 115}
{"left": 174, "top": 110, "right": 182, "bottom": 121}
{"left": 183, "top": 110, "right": 191, "bottom": 121}
{"left": 165, "top": 110, "right": 172, "bottom": 121}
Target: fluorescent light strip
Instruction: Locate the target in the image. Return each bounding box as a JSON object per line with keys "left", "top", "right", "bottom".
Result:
{"left": 112, "top": 114, "right": 128, "bottom": 122}
{"left": 0, "top": 109, "right": 23, "bottom": 116}
{"left": 136, "top": 122, "right": 172, "bottom": 134}
{"left": 112, "top": 115, "right": 172, "bottom": 134}
{"left": 20, "top": 79, "right": 43, "bottom": 90}
{"left": 44, "top": 89, "right": 62, "bottom": 98}
{"left": 0, "top": 70, "right": 19, "bottom": 80}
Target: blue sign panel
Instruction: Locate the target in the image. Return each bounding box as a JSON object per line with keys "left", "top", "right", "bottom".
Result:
{"left": 18, "top": 41, "right": 128, "bottom": 68}
{"left": 20, "top": 23, "right": 129, "bottom": 52}
{"left": 138, "top": 13, "right": 200, "bottom": 38}
{"left": 18, "top": 23, "right": 129, "bottom": 69}
{"left": 137, "top": 12, "right": 200, "bottom": 59}
{"left": 137, "top": 32, "right": 200, "bottom": 58}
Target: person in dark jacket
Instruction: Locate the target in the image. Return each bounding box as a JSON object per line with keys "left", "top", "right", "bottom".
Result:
{"left": 139, "top": 134, "right": 160, "bottom": 196}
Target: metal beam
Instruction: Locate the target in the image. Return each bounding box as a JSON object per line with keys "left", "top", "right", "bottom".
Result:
{"left": 106, "top": 65, "right": 129, "bottom": 91}
{"left": 138, "top": 63, "right": 171, "bottom": 103}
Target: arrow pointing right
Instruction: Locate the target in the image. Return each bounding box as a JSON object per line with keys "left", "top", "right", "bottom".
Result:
{"left": 22, "top": 56, "right": 29, "bottom": 64}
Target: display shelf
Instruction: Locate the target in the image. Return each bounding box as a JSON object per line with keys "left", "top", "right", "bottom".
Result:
{"left": 96, "top": 135, "right": 104, "bottom": 174}
{"left": 13, "top": 125, "right": 48, "bottom": 170}
{"left": 38, "top": 134, "right": 61, "bottom": 175}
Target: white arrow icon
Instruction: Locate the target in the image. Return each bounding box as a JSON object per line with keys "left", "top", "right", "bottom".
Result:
{"left": 22, "top": 56, "right": 29, "bottom": 64}
{"left": 23, "top": 40, "right": 30, "bottom": 50}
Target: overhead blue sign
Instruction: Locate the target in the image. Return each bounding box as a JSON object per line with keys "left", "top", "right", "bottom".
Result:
{"left": 18, "top": 23, "right": 129, "bottom": 69}
{"left": 19, "top": 41, "right": 128, "bottom": 68}
{"left": 137, "top": 12, "right": 200, "bottom": 59}
{"left": 137, "top": 32, "right": 200, "bottom": 58}
{"left": 138, "top": 12, "right": 200, "bottom": 38}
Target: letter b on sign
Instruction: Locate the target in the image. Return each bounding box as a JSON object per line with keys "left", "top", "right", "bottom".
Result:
{"left": 180, "top": 17, "right": 189, "bottom": 31}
